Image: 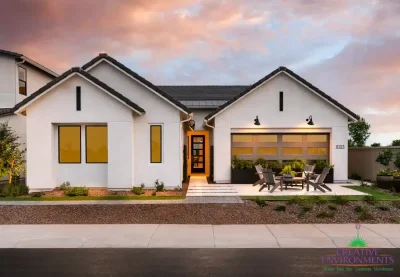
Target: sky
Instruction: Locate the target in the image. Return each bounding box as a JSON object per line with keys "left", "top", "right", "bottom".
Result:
{"left": 1, "top": 0, "right": 399, "bottom": 145}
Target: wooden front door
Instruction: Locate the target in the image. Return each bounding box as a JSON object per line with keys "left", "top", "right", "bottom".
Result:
{"left": 191, "top": 135, "right": 205, "bottom": 173}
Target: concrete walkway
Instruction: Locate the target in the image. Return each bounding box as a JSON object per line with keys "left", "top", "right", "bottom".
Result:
{"left": 1, "top": 224, "right": 398, "bottom": 248}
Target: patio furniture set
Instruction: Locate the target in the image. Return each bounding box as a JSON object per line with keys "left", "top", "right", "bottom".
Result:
{"left": 254, "top": 164, "right": 332, "bottom": 193}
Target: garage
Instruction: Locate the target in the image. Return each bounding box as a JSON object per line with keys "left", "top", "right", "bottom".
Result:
{"left": 231, "top": 133, "right": 329, "bottom": 163}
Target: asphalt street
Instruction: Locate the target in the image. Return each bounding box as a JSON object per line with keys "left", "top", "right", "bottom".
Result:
{"left": 0, "top": 249, "right": 399, "bottom": 277}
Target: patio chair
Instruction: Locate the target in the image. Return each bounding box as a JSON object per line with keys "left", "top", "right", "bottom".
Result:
{"left": 302, "top": 164, "right": 316, "bottom": 180}
{"left": 259, "top": 171, "right": 282, "bottom": 193}
{"left": 307, "top": 167, "right": 332, "bottom": 192}
{"left": 253, "top": 165, "right": 272, "bottom": 186}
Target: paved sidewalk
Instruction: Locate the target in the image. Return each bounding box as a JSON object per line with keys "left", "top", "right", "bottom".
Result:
{"left": 0, "top": 224, "right": 398, "bottom": 248}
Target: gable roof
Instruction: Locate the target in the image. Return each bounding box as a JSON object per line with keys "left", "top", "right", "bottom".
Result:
{"left": 0, "top": 49, "right": 58, "bottom": 78}
{"left": 205, "top": 66, "right": 360, "bottom": 121}
{"left": 14, "top": 67, "right": 145, "bottom": 115}
{"left": 81, "top": 54, "right": 192, "bottom": 114}
{"left": 159, "top": 86, "right": 248, "bottom": 100}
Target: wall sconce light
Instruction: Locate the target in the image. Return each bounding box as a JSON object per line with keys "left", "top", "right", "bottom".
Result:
{"left": 189, "top": 119, "right": 195, "bottom": 129}
{"left": 306, "top": 115, "right": 314, "bottom": 126}
{"left": 254, "top": 116, "right": 261, "bottom": 126}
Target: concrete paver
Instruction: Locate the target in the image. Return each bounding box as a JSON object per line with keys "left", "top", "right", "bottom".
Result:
{"left": 277, "top": 237, "right": 336, "bottom": 248}
{"left": 267, "top": 224, "right": 327, "bottom": 238}
{"left": 314, "top": 224, "right": 383, "bottom": 237}
{"left": 362, "top": 224, "right": 400, "bottom": 238}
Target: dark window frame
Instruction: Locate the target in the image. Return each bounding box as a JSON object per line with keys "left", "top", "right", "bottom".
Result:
{"left": 85, "top": 125, "right": 108, "bottom": 164}
{"left": 58, "top": 125, "right": 82, "bottom": 164}
{"left": 76, "top": 86, "right": 81, "bottom": 111}
{"left": 279, "top": 91, "right": 283, "bottom": 111}
{"left": 18, "top": 66, "right": 27, "bottom": 96}
{"left": 150, "top": 125, "right": 163, "bottom": 163}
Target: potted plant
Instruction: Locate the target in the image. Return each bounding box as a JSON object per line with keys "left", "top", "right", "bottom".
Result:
{"left": 375, "top": 149, "right": 394, "bottom": 181}
{"left": 313, "top": 159, "right": 334, "bottom": 183}
{"left": 289, "top": 158, "right": 307, "bottom": 177}
{"left": 231, "top": 156, "right": 257, "bottom": 184}
{"left": 280, "top": 165, "right": 296, "bottom": 178}
{"left": 394, "top": 152, "right": 400, "bottom": 179}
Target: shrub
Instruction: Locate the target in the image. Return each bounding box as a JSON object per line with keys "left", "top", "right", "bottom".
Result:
{"left": 354, "top": 205, "right": 362, "bottom": 213}
{"left": 328, "top": 204, "right": 337, "bottom": 211}
{"left": 370, "top": 142, "right": 381, "bottom": 147}
{"left": 231, "top": 156, "right": 254, "bottom": 169}
{"left": 316, "top": 211, "right": 335, "bottom": 218}
{"left": 151, "top": 191, "right": 156, "bottom": 196}
{"left": 280, "top": 165, "right": 296, "bottom": 177}
{"left": 287, "top": 196, "right": 305, "bottom": 205}
{"left": 268, "top": 160, "right": 282, "bottom": 169}
{"left": 310, "top": 196, "right": 328, "bottom": 205}
{"left": 274, "top": 205, "right": 286, "bottom": 212}
{"left": 290, "top": 158, "right": 307, "bottom": 172}
{"left": 389, "top": 217, "right": 400, "bottom": 224}
{"left": 392, "top": 201, "right": 400, "bottom": 209}
{"left": 60, "top": 181, "right": 71, "bottom": 190}
{"left": 376, "top": 149, "right": 393, "bottom": 168}
{"left": 377, "top": 205, "right": 390, "bottom": 211}
{"left": 331, "top": 196, "right": 349, "bottom": 205}
{"left": 364, "top": 195, "right": 378, "bottom": 205}
{"left": 394, "top": 152, "right": 400, "bottom": 171}
{"left": 154, "top": 179, "right": 165, "bottom": 192}
{"left": 359, "top": 207, "right": 374, "bottom": 221}
{"left": 377, "top": 168, "right": 393, "bottom": 176}
{"left": 254, "top": 158, "right": 268, "bottom": 168}
{"left": 301, "top": 203, "right": 313, "bottom": 213}
{"left": 315, "top": 159, "right": 329, "bottom": 169}
{"left": 174, "top": 185, "right": 183, "bottom": 191}
{"left": 65, "top": 186, "right": 88, "bottom": 196}
{"left": 255, "top": 197, "right": 267, "bottom": 208}
{"left": 132, "top": 184, "right": 145, "bottom": 195}
{"left": 349, "top": 172, "right": 362, "bottom": 180}
{"left": 31, "top": 191, "right": 44, "bottom": 198}
{"left": 1, "top": 183, "right": 29, "bottom": 197}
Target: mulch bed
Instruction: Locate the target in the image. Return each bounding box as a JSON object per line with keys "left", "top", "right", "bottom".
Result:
{"left": 0, "top": 200, "right": 399, "bottom": 225}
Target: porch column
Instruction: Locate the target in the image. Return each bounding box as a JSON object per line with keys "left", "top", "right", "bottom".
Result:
{"left": 331, "top": 126, "right": 348, "bottom": 181}
{"left": 107, "top": 121, "right": 134, "bottom": 189}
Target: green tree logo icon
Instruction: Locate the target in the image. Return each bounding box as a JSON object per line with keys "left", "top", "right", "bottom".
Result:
{"left": 348, "top": 224, "right": 368, "bottom": 247}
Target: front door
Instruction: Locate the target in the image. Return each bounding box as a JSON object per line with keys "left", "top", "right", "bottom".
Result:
{"left": 191, "top": 135, "right": 205, "bottom": 173}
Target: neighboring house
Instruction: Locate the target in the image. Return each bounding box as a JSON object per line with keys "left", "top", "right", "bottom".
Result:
{"left": 5, "top": 51, "right": 359, "bottom": 191}
{"left": 0, "top": 49, "right": 58, "bottom": 180}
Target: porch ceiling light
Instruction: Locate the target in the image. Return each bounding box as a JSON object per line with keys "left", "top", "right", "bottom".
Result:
{"left": 306, "top": 115, "right": 314, "bottom": 126}
{"left": 254, "top": 116, "right": 261, "bottom": 126}
{"left": 189, "top": 119, "right": 195, "bottom": 129}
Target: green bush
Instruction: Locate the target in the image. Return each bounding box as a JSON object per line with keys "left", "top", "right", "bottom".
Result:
{"left": 174, "top": 185, "right": 182, "bottom": 191}
{"left": 289, "top": 158, "right": 307, "bottom": 172}
{"left": 354, "top": 205, "right": 362, "bottom": 213}
{"left": 280, "top": 165, "right": 296, "bottom": 177}
{"left": 364, "top": 195, "right": 378, "bottom": 205}
{"left": 231, "top": 156, "right": 254, "bottom": 169}
{"left": 310, "top": 196, "right": 328, "bottom": 205}
{"left": 392, "top": 201, "right": 400, "bottom": 209}
{"left": 394, "top": 152, "right": 400, "bottom": 171}
{"left": 255, "top": 197, "right": 267, "bottom": 208}
{"left": 315, "top": 159, "right": 329, "bottom": 169}
{"left": 331, "top": 196, "right": 349, "bottom": 205}
{"left": 254, "top": 158, "right": 268, "bottom": 168}
{"left": 30, "top": 191, "right": 44, "bottom": 198}
{"left": 1, "top": 183, "right": 29, "bottom": 197}
{"left": 376, "top": 149, "right": 393, "bottom": 168}
{"left": 60, "top": 181, "right": 71, "bottom": 190}
{"left": 349, "top": 172, "right": 362, "bottom": 180}
{"left": 301, "top": 203, "right": 313, "bottom": 213}
{"left": 377, "top": 168, "right": 393, "bottom": 176}
{"left": 328, "top": 204, "right": 337, "bottom": 211}
{"left": 268, "top": 160, "right": 282, "bottom": 169}
{"left": 316, "top": 211, "right": 335, "bottom": 218}
{"left": 377, "top": 205, "right": 390, "bottom": 211}
{"left": 132, "top": 184, "right": 145, "bottom": 195}
{"left": 274, "top": 205, "right": 286, "bottom": 212}
{"left": 65, "top": 186, "right": 88, "bottom": 196}
{"left": 359, "top": 207, "right": 374, "bottom": 221}
{"left": 154, "top": 179, "right": 165, "bottom": 192}
{"left": 151, "top": 191, "right": 156, "bottom": 196}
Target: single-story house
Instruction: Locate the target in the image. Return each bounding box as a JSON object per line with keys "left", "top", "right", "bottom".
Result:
{"left": 6, "top": 52, "right": 359, "bottom": 190}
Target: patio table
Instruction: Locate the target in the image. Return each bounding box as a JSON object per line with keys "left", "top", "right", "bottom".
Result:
{"left": 278, "top": 176, "right": 305, "bottom": 190}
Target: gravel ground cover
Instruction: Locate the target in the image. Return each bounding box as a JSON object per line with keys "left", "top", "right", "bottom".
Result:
{"left": 1, "top": 200, "right": 399, "bottom": 224}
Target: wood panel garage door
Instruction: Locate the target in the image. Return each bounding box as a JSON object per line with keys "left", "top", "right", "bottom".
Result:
{"left": 231, "top": 133, "right": 329, "bottom": 162}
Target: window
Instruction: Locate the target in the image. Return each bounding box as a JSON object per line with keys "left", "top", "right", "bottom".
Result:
{"left": 282, "top": 135, "right": 303, "bottom": 142}
{"left": 307, "top": 147, "right": 327, "bottom": 155}
{"left": 58, "top": 126, "right": 81, "bottom": 163}
{"left": 257, "top": 135, "right": 278, "bottom": 142}
{"left": 232, "top": 147, "right": 253, "bottom": 155}
{"left": 18, "top": 66, "right": 27, "bottom": 95}
{"left": 306, "top": 134, "right": 327, "bottom": 142}
{"left": 76, "top": 86, "right": 81, "bottom": 111}
{"left": 257, "top": 147, "right": 278, "bottom": 155}
{"left": 282, "top": 147, "right": 303, "bottom": 155}
{"left": 232, "top": 135, "right": 253, "bottom": 143}
{"left": 150, "top": 125, "right": 162, "bottom": 163}
{"left": 279, "top": 91, "right": 283, "bottom": 111}
{"left": 86, "top": 126, "right": 108, "bottom": 163}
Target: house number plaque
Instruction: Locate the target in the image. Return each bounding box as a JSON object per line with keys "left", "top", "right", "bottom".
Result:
{"left": 335, "top": 145, "right": 345, "bottom": 149}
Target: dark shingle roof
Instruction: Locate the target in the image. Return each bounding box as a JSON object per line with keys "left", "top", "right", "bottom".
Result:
{"left": 0, "top": 108, "right": 15, "bottom": 116}
{"left": 0, "top": 49, "right": 22, "bottom": 58}
{"left": 14, "top": 67, "right": 145, "bottom": 114}
{"left": 158, "top": 86, "right": 248, "bottom": 101}
{"left": 82, "top": 54, "right": 191, "bottom": 114}
{"left": 205, "top": 66, "right": 360, "bottom": 121}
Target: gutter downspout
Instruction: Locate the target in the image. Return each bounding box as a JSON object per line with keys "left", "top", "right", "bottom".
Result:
{"left": 181, "top": 113, "right": 194, "bottom": 131}
{"left": 204, "top": 119, "right": 215, "bottom": 130}
{"left": 180, "top": 113, "right": 193, "bottom": 186}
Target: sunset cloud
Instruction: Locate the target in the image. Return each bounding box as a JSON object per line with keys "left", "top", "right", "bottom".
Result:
{"left": 1, "top": 0, "right": 399, "bottom": 144}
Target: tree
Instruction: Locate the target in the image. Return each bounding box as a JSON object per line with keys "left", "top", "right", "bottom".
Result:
{"left": 391, "top": 139, "right": 400, "bottom": 146}
{"left": 375, "top": 149, "right": 393, "bottom": 168}
{"left": 0, "top": 122, "right": 26, "bottom": 184}
{"left": 348, "top": 117, "right": 371, "bottom": 147}
{"left": 371, "top": 142, "right": 381, "bottom": 147}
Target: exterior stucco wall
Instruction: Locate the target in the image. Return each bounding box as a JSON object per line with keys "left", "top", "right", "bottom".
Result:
{"left": 213, "top": 73, "right": 349, "bottom": 183}
{"left": 87, "top": 61, "right": 182, "bottom": 187}
{"left": 26, "top": 75, "right": 135, "bottom": 190}
{"left": 0, "top": 55, "right": 16, "bottom": 108}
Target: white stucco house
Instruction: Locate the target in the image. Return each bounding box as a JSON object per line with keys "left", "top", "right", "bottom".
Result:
{"left": 1, "top": 50, "right": 360, "bottom": 191}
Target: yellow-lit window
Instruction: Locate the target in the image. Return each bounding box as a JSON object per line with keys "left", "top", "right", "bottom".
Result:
{"left": 282, "top": 147, "right": 303, "bottom": 155}
{"left": 232, "top": 147, "right": 253, "bottom": 155}
{"left": 257, "top": 147, "right": 278, "bottom": 155}
{"left": 257, "top": 135, "right": 278, "bottom": 142}
{"left": 151, "top": 125, "right": 162, "bottom": 163}
{"left": 232, "top": 135, "right": 253, "bottom": 143}
{"left": 307, "top": 147, "right": 327, "bottom": 155}
{"left": 282, "top": 135, "right": 303, "bottom": 142}
{"left": 59, "top": 126, "right": 81, "bottom": 163}
{"left": 86, "top": 126, "right": 108, "bottom": 163}
{"left": 307, "top": 135, "right": 327, "bottom": 142}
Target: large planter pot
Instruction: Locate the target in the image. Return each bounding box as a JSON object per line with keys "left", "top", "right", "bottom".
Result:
{"left": 314, "top": 168, "right": 334, "bottom": 183}
{"left": 376, "top": 179, "right": 400, "bottom": 192}
{"left": 231, "top": 168, "right": 259, "bottom": 184}
{"left": 376, "top": 175, "right": 393, "bottom": 181}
